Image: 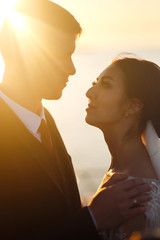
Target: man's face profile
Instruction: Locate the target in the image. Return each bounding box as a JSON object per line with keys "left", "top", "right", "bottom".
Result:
{"left": 1, "top": 10, "right": 77, "bottom": 101}
{"left": 22, "top": 21, "right": 77, "bottom": 100}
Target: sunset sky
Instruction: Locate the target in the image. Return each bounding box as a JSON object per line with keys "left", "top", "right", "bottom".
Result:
{"left": 52, "top": 0, "right": 160, "bottom": 51}
{"left": 0, "top": 0, "right": 160, "bottom": 51}
{"left": 0, "top": 0, "right": 159, "bottom": 80}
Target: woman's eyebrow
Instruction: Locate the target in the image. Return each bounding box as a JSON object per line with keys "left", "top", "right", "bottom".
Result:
{"left": 97, "top": 76, "right": 114, "bottom": 82}
{"left": 101, "top": 76, "right": 114, "bottom": 81}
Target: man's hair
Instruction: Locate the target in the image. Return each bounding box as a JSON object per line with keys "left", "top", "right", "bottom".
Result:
{"left": 14, "top": 0, "right": 82, "bottom": 35}
{"left": 0, "top": 0, "right": 82, "bottom": 59}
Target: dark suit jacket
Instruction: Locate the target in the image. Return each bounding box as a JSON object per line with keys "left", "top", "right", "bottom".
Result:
{"left": 0, "top": 98, "right": 101, "bottom": 239}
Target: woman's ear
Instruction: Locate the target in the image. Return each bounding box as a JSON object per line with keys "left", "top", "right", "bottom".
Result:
{"left": 124, "top": 98, "right": 144, "bottom": 117}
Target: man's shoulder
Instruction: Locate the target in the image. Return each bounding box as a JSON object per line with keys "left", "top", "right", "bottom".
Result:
{"left": 44, "top": 107, "right": 59, "bottom": 130}
{"left": 44, "top": 107, "right": 55, "bottom": 121}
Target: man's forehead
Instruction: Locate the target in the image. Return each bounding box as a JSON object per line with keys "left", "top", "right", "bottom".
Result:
{"left": 42, "top": 26, "right": 76, "bottom": 52}
{"left": 23, "top": 16, "right": 76, "bottom": 50}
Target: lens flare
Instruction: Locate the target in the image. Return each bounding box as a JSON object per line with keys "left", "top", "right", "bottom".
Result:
{"left": 0, "top": 0, "right": 24, "bottom": 31}
{"left": 0, "top": 0, "right": 26, "bottom": 83}
{"left": 7, "top": 11, "right": 26, "bottom": 31}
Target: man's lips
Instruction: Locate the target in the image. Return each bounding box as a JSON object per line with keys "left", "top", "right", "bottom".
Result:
{"left": 60, "top": 79, "right": 68, "bottom": 86}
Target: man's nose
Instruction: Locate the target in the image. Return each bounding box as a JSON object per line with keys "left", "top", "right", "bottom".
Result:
{"left": 69, "top": 60, "right": 76, "bottom": 76}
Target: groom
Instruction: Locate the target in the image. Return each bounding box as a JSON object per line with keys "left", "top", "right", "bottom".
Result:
{"left": 0, "top": 0, "right": 151, "bottom": 239}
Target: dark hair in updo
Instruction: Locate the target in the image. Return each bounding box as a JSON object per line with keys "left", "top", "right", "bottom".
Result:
{"left": 112, "top": 56, "right": 160, "bottom": 137}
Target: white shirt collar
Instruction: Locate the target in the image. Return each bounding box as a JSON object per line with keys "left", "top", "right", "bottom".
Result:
{"left": 0, "top": 90, "right": 45, "bottom": 133}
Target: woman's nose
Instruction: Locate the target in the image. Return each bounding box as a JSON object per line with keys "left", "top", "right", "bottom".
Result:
{"left": 86, "top": 85, "right": 96, "bottom": 99}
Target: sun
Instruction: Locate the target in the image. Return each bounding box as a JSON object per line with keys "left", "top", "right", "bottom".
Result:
{"left": 0, "top": 0, "right": 25, "bottom": 31}
{"left": 0, "top": 0, "right": 26, "bottom": 83}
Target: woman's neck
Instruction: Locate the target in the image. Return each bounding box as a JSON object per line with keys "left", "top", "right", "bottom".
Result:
{"left": 103, "top": 124, "right": 139, "bottom": 162}
{"left": 103, "top": 125, "right": 157, "bottom": 178}
{"left": 109, "top": 136, "right": 145, "bottom": 172}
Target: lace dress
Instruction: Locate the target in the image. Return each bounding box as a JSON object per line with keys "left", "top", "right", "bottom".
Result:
{"left": 102, "top": 177, "right": 160, "bottom": 240}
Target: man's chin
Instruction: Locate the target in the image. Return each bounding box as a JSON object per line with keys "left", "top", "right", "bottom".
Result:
{"left": 42, "top": 91, "right": 63, "bottom": 100}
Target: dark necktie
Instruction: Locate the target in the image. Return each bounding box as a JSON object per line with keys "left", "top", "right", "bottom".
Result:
{"left": 38, "top": 119, "right": 53, "bottom": 153}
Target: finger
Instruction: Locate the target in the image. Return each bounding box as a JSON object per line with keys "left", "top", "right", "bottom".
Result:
{"left": 126, "top": 183, "right": 152, "bottom": 199}
{"left": 103, "top": 173, "right": 129, "bottom": 187}
{"left": 122, "top": 178, "right": 146, "bottom": 191}
{"left": 132, "top": 194, "right": 152, "bottom": 206}
{"left": 118, "top": 193, "right": 152, "bottom": 210}
{"left": 128, "top": 194, "right": 152, "bottom": 208}
{"left": 121, "top": 178, "right": 152, "bottom": 194}
{"left": 125, "top": 205, "right": 147, "bottom": 220}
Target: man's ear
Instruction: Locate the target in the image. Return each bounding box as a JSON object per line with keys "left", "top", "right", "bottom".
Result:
{"left": 124, "top": 98, "right": 144, "bottom": 117}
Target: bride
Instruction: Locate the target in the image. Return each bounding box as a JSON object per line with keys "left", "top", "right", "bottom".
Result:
{"left": 85, "top": 55, "right": 160, "bottom": 239}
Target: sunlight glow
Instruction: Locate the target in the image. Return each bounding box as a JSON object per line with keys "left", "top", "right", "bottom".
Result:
{"left": 7, "top": 11, "right": 26, "bottom": 31}
{"left": 0, "top": 0, "right": 70, "bottom": 85}
{"left": 0, "top": 0, "right": 23, "bottom": 30}
{"left": 0, "top": 0, "right": 27, "bottom": 83}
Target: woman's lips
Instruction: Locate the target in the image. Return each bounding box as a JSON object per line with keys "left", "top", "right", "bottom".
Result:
{"left": 86, "top": 103, "right": 96, "bottom": 111}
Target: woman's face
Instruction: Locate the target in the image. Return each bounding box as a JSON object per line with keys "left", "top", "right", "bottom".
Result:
{"left": 85, "top": 63, "right": 129, "bottom": 129}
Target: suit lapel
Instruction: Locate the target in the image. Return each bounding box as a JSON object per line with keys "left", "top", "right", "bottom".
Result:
{"left": 0, "top": 98, "right": 81, "bottom": 211}
{"left": 20, "top": 132, "right": 65, "bottom": 195}
{"left": 0, "top": 98, "right": 64, "bottom": 196}
{"left": 45, "top": 109, "right": 81, "bottom": 211}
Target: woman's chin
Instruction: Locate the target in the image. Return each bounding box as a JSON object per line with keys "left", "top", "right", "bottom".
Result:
{"left": 85, "top": 115, "right": 96, "bottom": 126}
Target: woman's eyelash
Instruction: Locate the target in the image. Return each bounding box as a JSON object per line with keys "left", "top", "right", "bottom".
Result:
{"left": 92, "top": 81, "right": 97, "bottom": 86}
{"left": 92, "top": 80, "right": 111, "bottom": 87}
{"left": 101, "top": 80, "right": 111, "bottom": 87}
